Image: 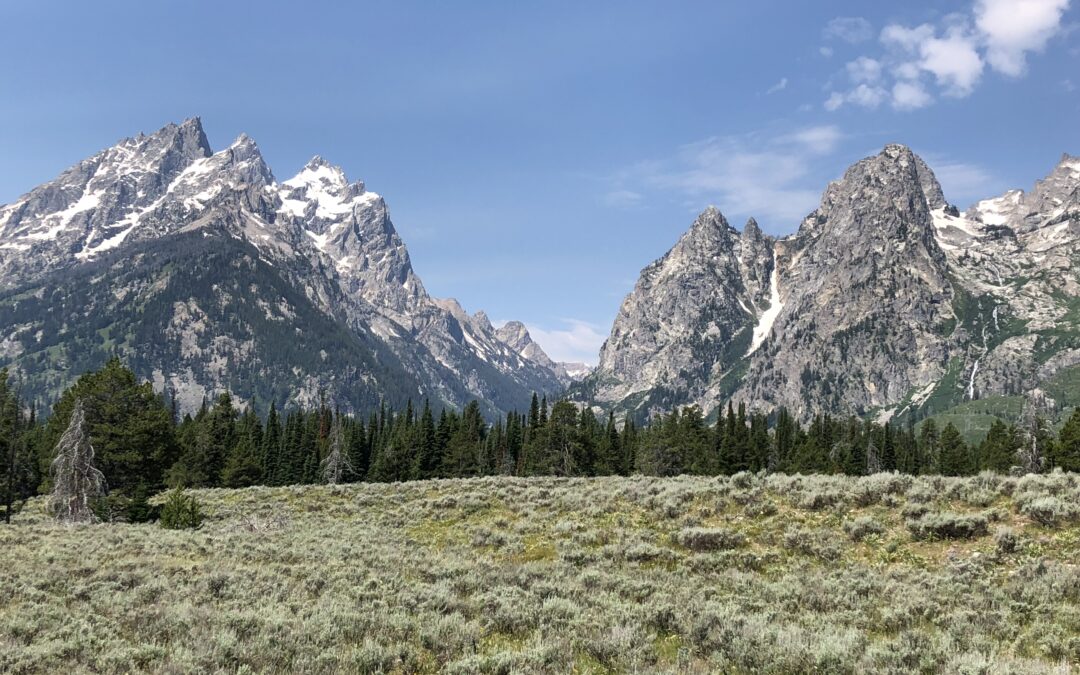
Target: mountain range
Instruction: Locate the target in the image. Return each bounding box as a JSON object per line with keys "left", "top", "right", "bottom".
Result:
{"left": 577, "top": 144, "right": 1079, "bottom": 434}
{"left": 0, "top": 118, "right": 1076, "bottom": 436}
{"left": 0, "top": 118, "right": 578, "bottom": 416}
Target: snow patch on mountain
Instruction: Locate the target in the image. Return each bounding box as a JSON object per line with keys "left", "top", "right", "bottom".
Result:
{"left": 747, "top": 251, "right": 782, "bottom": 356}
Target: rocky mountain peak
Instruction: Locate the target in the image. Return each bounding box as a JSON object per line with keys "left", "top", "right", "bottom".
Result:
{"left": 494, "top": 320, "right": 531, "bottom": 351}
{"left": 800, "top": 144, "right": 944, "bottom": 254}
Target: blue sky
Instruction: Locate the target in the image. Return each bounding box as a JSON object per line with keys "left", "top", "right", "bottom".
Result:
{"left": 1, "top": 1, "right": 1077, "bottom": 363}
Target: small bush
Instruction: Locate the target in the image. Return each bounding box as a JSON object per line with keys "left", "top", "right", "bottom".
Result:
{"left": 994, "top": 527, "right": 1020, "bottom": 554}
{"left": 843, "top": 516, "right": 885, "bottom": 542}
{"left": 796, "top": 489, "right": 847, "bottom": 511}
{"left": 1020, "top": 497, "right": 1080, "bottom": 528}
{"left": 782, "top": 526, "right": 841, "bottom": 561}
{"left": 159, "top": 487, "right": 204, "bottom": 530}
{"left": 906, "top": 512, "right": 988, "bottom": 540}
{"left": 676, "top": 527, "right": 746, "bottom": 551}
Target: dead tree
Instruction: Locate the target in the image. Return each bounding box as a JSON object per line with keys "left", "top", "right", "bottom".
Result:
{"left": 320, "top": 414, "right": 352, "bottom": 484}
{"left": 50, "top": 399, "right": 106, "bottom": 524}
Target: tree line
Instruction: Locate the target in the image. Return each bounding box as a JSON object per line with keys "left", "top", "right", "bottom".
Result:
{"left": 2, "top": 358, "right": 1079, "bottom": 522}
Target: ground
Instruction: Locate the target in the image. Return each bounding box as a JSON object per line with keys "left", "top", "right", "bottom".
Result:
{"left": 2, "top": 472, "right": 1079, "bottom": 673}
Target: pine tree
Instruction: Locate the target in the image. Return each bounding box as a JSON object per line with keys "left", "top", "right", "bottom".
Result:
{"left": 938, "top": 423, "right": 970, "bottom": 476}
{"left": 0, "top": 370, "right": 33, "bottom": 524}
{"left": 1053, "top": 407, "right": 1080, "bottom": 472}
{"left": 918, "top": 419, "right": 940, "bottom": 474}
{"left": 261, "top": 402, "right": 282, "bottom": 481}
{"left": 528, "top": 393, "right": 540, "bottom": 431}
{"left": 221, "top": 427, "right": 262, "bottom": 487}
{"left": 415, "top": 401, "right": 439, "bottom": 478}
{"left": 45, "top": 358, "right": 177, "bottom": 495}
{"left": 979, "top": 419, "right": 1019, "bottom": 472}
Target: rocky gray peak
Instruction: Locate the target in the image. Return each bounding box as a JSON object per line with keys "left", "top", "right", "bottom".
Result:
{"left": 737, "top": 143, "right": 956, "bottom": 417}
{"left": 913, "top": 151, "right": 947, "bottom": 210}
{"left": 273, "top": 157, "right": 427, "bottom": 322}
{"left": 738, "top": 218, "right": 775, "bottom": 308}
{"left": 585, "top": 144, "right": 1079, "bottom": 427}
{"left": 495, "top": 320, "right": 530, "bottom": 350}
{"left": 965, "top": 152, "right": 1079, "bottom": 236}
{"left": 795, "top": 144, "right": 946, "bottom": 270}
{"left": 558, "top": 362, "right": 593, "bottom": 381}
{"left": 0, "top": 119, "right": 228, "bottom": 279}
{"left": 590, "top": 205, "right": 775, "bottom": 413}
{"left": 493, "top": 319, "right": 569, "bottom": 383}
{"left": 472, "top": 310, "right": 495, "bottom": 333}
{"left": 1020, "top": 152, "right": 1080, "bottom": 231}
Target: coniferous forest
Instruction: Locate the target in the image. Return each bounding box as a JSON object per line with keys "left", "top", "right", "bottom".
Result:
{"left": 3, "top": 358, "right": 1079, "bottom": 522}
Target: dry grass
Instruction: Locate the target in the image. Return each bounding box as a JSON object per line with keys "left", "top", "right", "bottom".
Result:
{"left": 2, "top": 471, "right": 1079, "bottom": 673}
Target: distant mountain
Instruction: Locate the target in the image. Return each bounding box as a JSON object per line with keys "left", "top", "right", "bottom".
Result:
{"left": 0, "top": 118, "right": 566, "bottom": 414}
{"left": 578, "top": 145, "right": 1080, "bottom": 431}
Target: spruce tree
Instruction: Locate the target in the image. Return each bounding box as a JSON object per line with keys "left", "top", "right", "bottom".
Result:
{"left": 979, "top": 419, "right": 1019, "bottom": 472}
{"left": 45, "top": 358, "right": 176, "bottom": 495}
{"left": 938, "top": 423, "right": 970, "bottom": 476}
{"left": 1053, "top": 407, "right": 1080, "bottom": 472}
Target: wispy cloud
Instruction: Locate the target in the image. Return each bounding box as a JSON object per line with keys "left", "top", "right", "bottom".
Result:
{"left": 604, "top": 125, "right": 844, "bottom": 229}
{"left": 516, "top": 319, "right": 607, "bottom": 365}
{"left": 602, "top": 189, "right": 643, "bottom": 209}
{"left": 826, "top": 0, "right": 1071, "bottom": 111}
{"left": 765, "top": 77, "right": 789, "bottom": 94}
{"left": 823, "top": 17, "right": 874, "bottom": 44}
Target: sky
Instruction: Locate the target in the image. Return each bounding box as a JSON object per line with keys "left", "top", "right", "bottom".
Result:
{"left": 1, "top": 1, "right": 1077, "bottom": 364}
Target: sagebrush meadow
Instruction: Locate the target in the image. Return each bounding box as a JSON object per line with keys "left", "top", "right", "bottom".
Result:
{"left": 3, "top": 471, "right": 1078, "bottom": 673}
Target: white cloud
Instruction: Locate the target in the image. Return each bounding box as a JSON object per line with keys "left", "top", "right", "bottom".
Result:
{"left": 824, "top": 17, "right": 874, "bottom": 44}
{"left": 846, "top": 56, "right": 883, "bottom": 83}
{"left": 523, "top": 319, "right": 607, "bottom": 365}
{"left": 881, "top": 23, "right": 936, "bottom": 52}
{"left": 892, "top": 81, "right": 933, "bottom": 110}
{"left": 606, "top": 125, "right": 844, "bottom": 228}
{"left": 826, "top": 0, "right": 1070, "bottom": 112}
{"left": 893, "top": 61, "right": 922, "bottom": 80}
{"left": 976, "top": 0, "right": 1071, "bottom": 75}
{"left": 919, "top": 25, "right": 984, "bottom": 96}
{"left": 819, "top": 46, "right": 835, "bottom": 58}
{"left": 823, "top": 83, "right": 887, "bottom": 110}
{"left": 765, "top": 77, "right": 788, "bottom": 94}
{"left": 782, "top": 125, "right": 844, "bottom": 153}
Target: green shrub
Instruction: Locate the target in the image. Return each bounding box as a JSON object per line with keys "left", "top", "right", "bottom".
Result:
{"left": 126, "top": 484, "right": 160, "bottom": 523}
{"left": 782, "top": 526, "right": 841, "bottom": 561}
{"left": 1020, "top": 497, "right": 1080, "bottom": 528}
{"left": 676, "top": 527, "right": 746, "bottom": 551}
{"left": 843, "top": 516, "right": 885, "bottom": 542}
{"left": 994, "top": 527, "right": 1019, "bottom": 554}
{"left": 159, "top": 487, "right": 204, "bottom": 530}
{"left": 906, "top": 512, "right": 988, "bottom": 540}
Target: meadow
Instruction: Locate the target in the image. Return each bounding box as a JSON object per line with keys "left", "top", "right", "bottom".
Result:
{"left": 2, "top": 471, "right": 1079, "bottom": 674}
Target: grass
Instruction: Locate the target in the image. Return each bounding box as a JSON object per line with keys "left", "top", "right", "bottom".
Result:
{"left": 2, "top": 472, "right": 1080, "bottom": 673}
